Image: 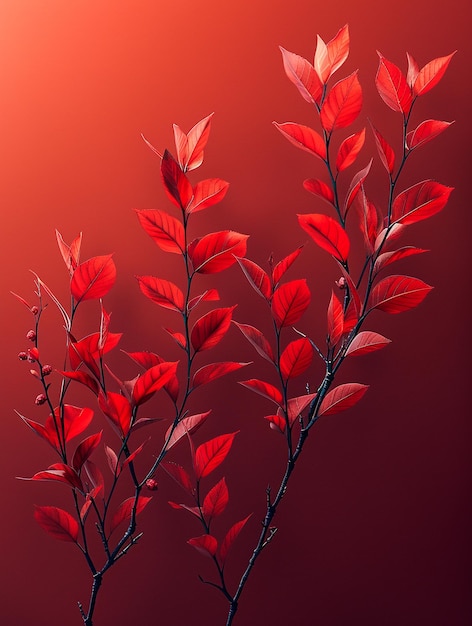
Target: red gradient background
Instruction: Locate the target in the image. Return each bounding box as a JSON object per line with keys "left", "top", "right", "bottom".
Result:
{"left": 1, "top": 1, "right": 470, "bottom": 625}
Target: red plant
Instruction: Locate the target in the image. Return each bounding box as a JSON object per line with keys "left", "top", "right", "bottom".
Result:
{"left": 14, "top": 24, "right": 454, "bottom": 625}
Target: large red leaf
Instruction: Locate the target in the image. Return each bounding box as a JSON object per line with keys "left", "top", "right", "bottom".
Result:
{"left": 271, "top": 279, "right": 311, "bottom": 328}
{"left": 192, "top": 362, "right": 249, "bottom": 388}
{"left": 232, "top": 321, "right": 275, "bottom": 364}
{"left": 188, "top": 534, "right": 218, "bottom": 557}
{"left": 373, "top": 246, "right": 428, "bottom": 274}
{"left": 72, "top": 432, "right": 103, "bottom": 472}
{"left": 173, "top": 112, "right": 214, "bottom": 171}
{"left": 132, "top": 361, "right": 179, "bottom": 406}
{"left": 236, "top": 257, "right": 271, "bottom": 299}
{"left": 34, "top": 506, "right": 79, "bottom": 543}
{"left": 187, "top": 178, "right": 229, "bottom": 214}
{"left": 109, "top": 496, "right": 152, "bottom": 535}
{"left": 375, "top": 53, "right": 412, "bottom": 113}
{"left": 345, "top": 331, "right": 391, "bottom": 357}
{"left": 280, "top": 338, "right": 313, "bottom": 380}
{"left": 137, "top": 275, "right": 184, "bottom": 312}
{"left": 391, "top": 180, "right": 453, "bottom": 226}
{"left": 279, "top": 46, "right": 322, "bottom": 105}
{"left": 161, "top": 149, "right": 193, "bottom": 209}
{"left": 165, "top": 411, "right": 211, "bottom": 451}
{"left": 219, "top": 514, "right": 252, "bottom": 565}
{"left": 413, "top": 52, "right": 456, "bottom": 96}
{"left": 406, "top": 119, "right": 453, "bottom": 151}
{"left": 99, "top": 391, "right": 132, "bottom": 436}
{"left": 314, "top": 24, "right": 350, "bottom": 83}
{"left": 320, "top": 71, "right": 362, "bottom": 132}
{"left": 189, "top": 231, "right": 249, "bottom": 274}
{"left": 135, "top": 209, "right": 184, "bottom": 253}
{"left": 273, "top": 122, "right": 326, "bottom": 160}
{"left": 336, "top": 128, "right": 365, "bottom": 172}
{"left": 239, "top": 379, "right": 283, "bottom": 406}
{"left": 371, "top": 124, "right": 395, "bottom": 175}
{"left": 195, "top": 432, "right": 239, "bottom": 480}
{"left": 202, "top": 477, "right": 229, "bottom": 521}
{"left": 298, "top": 214, "right": 350, "bottom": 262}
{"left": 319, "top": 383, "right": 369, "bottom": 416}
{"left": 327, "top": 291, "right": 344, "bottom": 346}
{"left": 272, "top": 246, "right": 303, "bottom": 285}
{"left": 71, "top": 255, "right": 116, "bottom": 303}
{"left": 303, "top": 178, "right": 335, "bottom": 206}
{"left": 368, "top": 275, "right": 433, "bottom": 314}
{"left": 191, "top": 306, "right": 236, "bottom": 352}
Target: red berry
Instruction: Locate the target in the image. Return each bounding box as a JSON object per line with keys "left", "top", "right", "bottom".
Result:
{"left": 31, "top": 306, "right": 39, "bottom": 315}
{"left": 18, "top": 351, "right": 28, "bottom": 361}
{"left": 26, "top": 330, "right": 36, "bottom": 341}
{"left": 145, "top": 478, "right": 158, "bottom": 491}
{"left": 35, "top": 394, "right": 47, "bottom": 406}
{"left": 42, "top": 365, "right": 53, "bottom": 376}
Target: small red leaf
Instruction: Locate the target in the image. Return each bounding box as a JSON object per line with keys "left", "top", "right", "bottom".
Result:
{"left": 174, "top": 112, "right": 214, "bottom": 171}
{"left": 298, "top": 214, "right": 350, "bottom": 262}
{"left": 165, "top": 411, "right": 211, "bottom": 451}
{"left": 161, "top": 149, "right": 193, "bottom": 209}
{"left": 219, "top": 514, "right": 252, "bottom": 565}
{"left": 187, "top": 178, "right": 229, "bottom": 214}
{"left": 137, "top": 275, "right": 184, "bottom": 312}
{"left": 239, "top": 379, "right": 283, "bottom": 406}
{"left": 374, "top": 246, "right": 428, "bottom": 274}
{"left": 105, "top": 445, "right": 120, "bottom": 476}
{"left": 195, "top": 432, "right": 239, "bottom": 480}
{"left": 56, "top": 230, "right": 82, "bottom": 274}
{"left": 99, "top": 391, "right": 132, "bottom": 436}
{"left": 109, "top": 496, "right": 152, "bottom": 535}
{"left": 336, "top": 128, "right": 365, "bottom": 172}
{"left": 391, "top": 180, "right": 453, "bottom": 226}
{"left": 287, "top": 393, "right": 317, "bottom": 426}
{"left": 191, "top": 306, "right": 236, "bottom": 352}
{"left": 345, "top": 331, "right": 391, "bottom": 357}
{"left": 406, "top": 119, "right": 453, "bottom": 151}
{"left": 343, "top": 160, "right": 372, "bottom": 215}
{"left": 265, "top": 413, "right": 287, "bottom": 433}
{"left": 273, "top": 122, "right": 326, "bottom": 160}
{"left": 71, "top": 255, "right": 116, "bottom": 303}
{"left": 280, "top": 338, "right": 313, "bottom": 380}
{"left": 271, "top": 279, "right": 311, "bottom": 328}
{"left": 371, "top": 125, "right": 395, "bottom": 174}
{"left": 279, "top": 46, "right": 323, "bottom": 105}
{"left": 132, "top": 361, "right": 179, "bottom": 406}
{"left": 406, "top": 52, "right": 420, "bottom": 88}
{"left": 188, "top": 534, "right": 218, "bottom": 558}
{"left": 189, "top": 231, "right": 249, "bottom": 274}
{"left": 202, "top": 477, "right": 229, "bottom": 521}
{"left": 272, "top": 246, "right": 303, "bottom": 285}
{"left": 319, "top": 383, "right": 369, "bottom": 416}
{"left": 192, "top": 362, "right": 249, "bottom": 388}
{"left": 72, "top": 432, "right": 103, "bottom": 472}
{"left": 232, "top": 321, "right": 275, "bottom": 364}
{"left": 314, "top": 24, "right": 350, "bottom": 83}
{"left": 236, "top": 257, "right": 271, "bottom": 299}
{"left": 327, "top": 291, "right": 344, "bottom": 346}
{"left": 320, "top": 71, "right": 362, "bottom": 132}
{"left": 187, "top": 288, "right": 220, "bottom": 312}
{"left": 368, "top": 275, "right": 433, "bottom": 314}
{"left": 303, "top": 178, "right": 335, "bottom": 205}
{"left": 164, "top": 328, "right": 187, "bottom": 350}
{"left": 34, "top": 506, "right": 79, "bottom": 543}
{"left": 169, "top": 501, "right": 201, "bottom": 518}
{"left": 375, "top": 53, "right": 412, "bottom": 113}
{"left": 122, "top": 439, "right": 149, "bottom": 470}
{"left": 135, "top": 209, "right": 184, "bottom": 254}
{"left": 413, "top": 52, "right": 456, "bottom": 96}
{"left": 162, "top": 461, "right": 194, "bottom": 494}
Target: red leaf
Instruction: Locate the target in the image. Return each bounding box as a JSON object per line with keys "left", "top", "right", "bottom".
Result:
{"left": 219, "top": 514, "right": 252, "bottom": 565}
{"left": 189, "top": 231, "right": 249, "bottom": 274}
{"left": 271, "top": 279, "right": 311, "bottom": 328}
{"left": 319, "top": 383, "right": 369, "bottom": 416}
{"left": 132, "top": 361, "right": 179, "bottom": 406}
{"left": 45, "top": 405, "right": 94, "bottom": 447}
{"left": 273, "top": 122, "right": 326, "bottom": 160}
{"left": 343, "top": 160, "right": 372, "bottom": 215}
{"left": 165, "top": 411, "right": 211, "bottom": 451}
{"left": 71, "top": 255, "right": 116, "bottom": 303}
{"left": 236, "top": 257, "right": 271, "bottom": 299}
{"left": 99, "top": 391, "right": 132, "bottom": 436}
{"left": 109, "top": 496, "right": 152, "bottom": 535}
{"left": 287, "top": 393, "right": 317, "bottom": 426}
{"left": 413, "top": 52, "right": 456, "bottom": 96}
{"left": 137, "top": 275, "right": 184, "bottom": 312}
{"left": 391, "top": 180, "right": 453, "bottom": 226}
{"left": 169, "top": 501, "right": 201, "bottom": 518}
{"left": 162, "top": 461, "right": 194, "bottom": 494}
{"left": 298, "top": 214, "right": 350, "bottom": 262}
{"left": 161, "top": 149, "right": 193, "bottom": 209}
{"left": 83, "top": 460, "right": 105, "bottom": 493}
{"left": 336, "top": 128, "right": 365, "bottom": 172}
{"left": 188, "top": 288, "right": 220, "bottom": 312}
{"left": 56, "top": 230, "right": 82, "bottom": 274}
{"left": 192, "top": 362, "right": 249, "bottom": 388}
{"left": 195, "top": 432, "right": 239, "bottom": 480}
{"left": 375, "top": 53, "right": 412, "bottom": 113}
{"left": 187, "top": 178, "right": 229, "bottom": 214}
{"left": 122, "top": 439, "right": 149, "bottom": 470}
{"left": 356, "top": 188, "right": 380, "bottom": 254}
{"left": 280, "top": 338, "right": 313, "bottom": 380}
{"left": 188, "top": 534, "right": 218, "bottom": 557}
{"left": 34, "top": 505, "right": 79, "bottom": 543}
{"left": 164, "top": 327, "right": 187, "bottom": 350}
{"left": 371, "top": 124, "right": 395, "bottom": 174}
{"left": 374, "top": 246, "right": 428, "bottom": 274}
{"left": 33, "top": 274, "right": 70, "bottom": 329}
{"left": 191, "top": 306, "right": 236, "bottom": 352}
{"left": 345, "top": 331, "right": 391, "bottom": 357}
{"left": 265, "top": 413, "right": 287, "bottom": 434}
{"left": 105, "top": 445, "right": 120, "bottom": 476}
{"left": 406, "top": 119, "right": 453, "bottom": 151}
{"left": 26, "top": 464, "right": 83, "bottom": 492}
{"left": 72, "top": 432, "right": 103, "bottom": 471}
{"left": 303, "top": 178, "right": 335, "bottom": 206}
{"left": 135, "top": 209, "right": 184, "bottom": 254}
{"left": 232, "top": 321, "right": 275, "bottom": 364}
{"left": 368, "top": 275, "right": 433, "bottom": 314}
{"left": 239, "top": 379, "right": 283, "bottom": 406}
{"left": 123, "top": 350, "right": 161, "bottom": 370}
{"left": 272, "top": 246, "right": 303, "bottom": 285}
{"left": 335, "top": 261, "right": 361, "bottom": 317}
{"left": 320, "top": 71, "right": 362, "bottom": 132}
{"left": 202, "top": 477, "right": 229, "bottom": 521}
{"left": 406, "top": 52, "right": 420, "bottom": 88}
{"left": 68, "top": 331, "right": 121, "bottom": 371}
{"left": 314, "top": 24, "right": 350, "bottom": 83}
{"left": 173, "top": 112, "right": 214, "bottom": 171}
{"left": 279, "top": 46, "right": 322, "bottom": 105}
{"left": 327, "top": 291, "right": 344, "bottom": 346}
{"left": 17, "top": 411, "right": 57, "bottom": 451}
